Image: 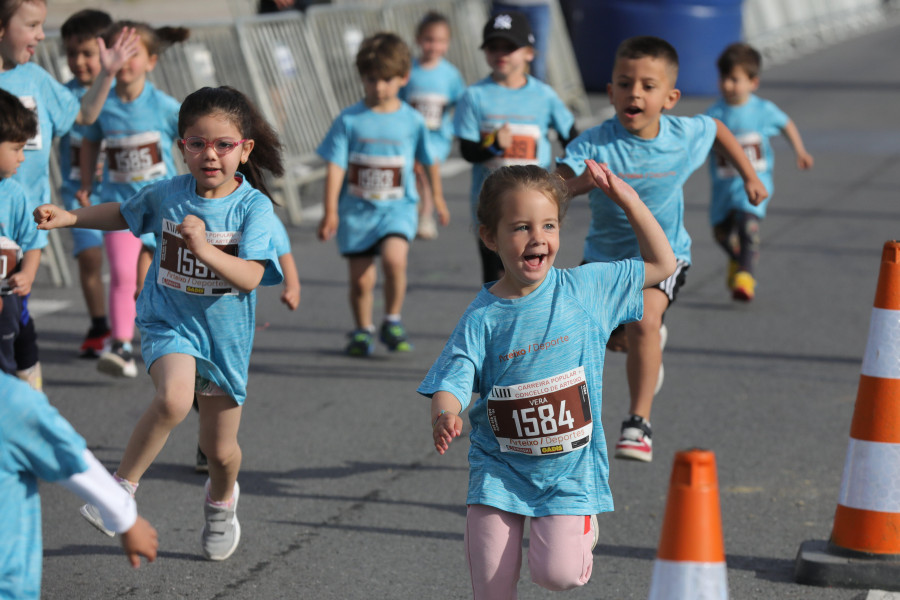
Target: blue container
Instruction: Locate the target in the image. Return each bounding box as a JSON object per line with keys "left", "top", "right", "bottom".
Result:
{"left": 569, "top": 0, "right": 742, "bottom": 95}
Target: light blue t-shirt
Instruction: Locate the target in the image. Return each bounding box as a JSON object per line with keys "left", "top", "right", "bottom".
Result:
{"left": 705, "top": 95, "right": 789, "bottom": 224}
{"left": 0, "top": 374, "right": 88, "bottom": 600}
{"left": 558, "top": 115, "right": 717, "bottom": 265}
{"left": 120, "top": 174, "right": 283, "bottom": 405}
{"left": 454, "top": 75, "right": 574, "bottom": 224}
{"left": 317, "top": 101, "right": 434, "bottom": 255}
{"left": 400, "top": 58, "right": 466, "bottom": 162}
{"left": 418, "top": 261, "right": 644, "bottom": 517}
{"left": 83, "top": 81, "right": 180, "bottom": 205}
{"left": 0, "top": 62, "right": 80, "bottom": 246}
{"left": 0, "top": 177, "right": 44, "bottom": 255}
{"left": 270, "top": 213, "right": 291, "bottom": 257}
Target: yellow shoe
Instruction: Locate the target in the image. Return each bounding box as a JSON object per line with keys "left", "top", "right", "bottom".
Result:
{"left": 727, "top": 260, "right": 739, "bottom": 290}
{"left": 732, "top": 271, "right": 756, "bottom": 301}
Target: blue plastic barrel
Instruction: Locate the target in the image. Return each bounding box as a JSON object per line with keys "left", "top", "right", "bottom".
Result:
{"left": 568, "top": 0, "right": 742, "bottom": 95}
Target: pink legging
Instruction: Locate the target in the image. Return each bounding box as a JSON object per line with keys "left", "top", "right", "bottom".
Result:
{"left": 104, "top": 229, "right": 142, "bottom": 341}
{"left": 465, "top": 504, "right": 594, "bottom": 600}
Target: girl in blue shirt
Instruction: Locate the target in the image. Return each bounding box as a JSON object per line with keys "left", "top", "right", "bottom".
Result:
{"left": 419, "top": 162, "right": 675, "bottom": 598}
{"left": 35, "top": 86, "right": 285, "bottom": 562}
{"left": 78, "top": 20, "right": 189, "bottom": 379}
{"left": 400, "top": 11, "right": 464, "bottom": 239}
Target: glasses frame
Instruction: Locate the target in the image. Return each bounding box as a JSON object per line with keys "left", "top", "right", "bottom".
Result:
{"left": 180, "top": 137, "right": 249, "bottom": 156}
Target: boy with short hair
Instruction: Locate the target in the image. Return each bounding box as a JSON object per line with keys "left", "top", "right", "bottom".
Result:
{"left": 455, "top": 10, "right": 575, "bottom": 283}
{"left": 557, "top": 36, "right": 768, "bottom": 462}
{"left": 60, "top": 9, "right": 114, "bottom": 357}
{"left": 0, "top": 372, "right": 157, "bottom": 599}
{"left": 0, "top": 89, "right": 44, "bottom": 380}
{"left": 316, "top": 32, "right": 447, "bottom": 357}
{"left": 707, "top": 42, "right": 813, "bottom": 301}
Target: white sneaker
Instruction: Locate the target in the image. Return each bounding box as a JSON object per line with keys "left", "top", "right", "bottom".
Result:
{"left": 97, "top": 341, "right": 138, "bottom": 378}
{"left": 416, "top": 215, "right": 438, "bottom": 240}
{"left": 201, "top": 480, "right": 241, "bottom": 561}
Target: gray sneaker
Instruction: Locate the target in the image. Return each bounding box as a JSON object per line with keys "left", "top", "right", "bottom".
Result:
{"left": 201, "top": 480, "right": 241, "bottom": 561}
{"left": 80, "top": 478, "right": 135, "bottom": 537}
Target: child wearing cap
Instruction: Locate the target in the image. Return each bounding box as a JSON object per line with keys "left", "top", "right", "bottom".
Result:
{"left": 455, "top": 10, "right": 576, "bottom": 283}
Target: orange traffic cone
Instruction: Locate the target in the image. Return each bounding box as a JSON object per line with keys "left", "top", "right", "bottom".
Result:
{"left": 795, "top": 241, "right": 900, "bottom": 591}
{"left": 647, "top": 448, "right": 728, "bottom": 600}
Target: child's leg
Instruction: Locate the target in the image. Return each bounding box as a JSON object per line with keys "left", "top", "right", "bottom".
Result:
{"left": 528, "top": 514, "right": 595, "bottom": 591}
{"left": 116, "top": 353, "right": 196, "bottom": 483}
{"left": 347, "top": 255, "right": 377, "bottom": 330}
{"left": 104, "top": 230, "right": 142, "bottom": 342}
{"left": 77, "top": 245, "right": 106, "bottom": 320}
{"left": 196, "top": 393, "right": 242, "bottom": 502}
{"left": 465, "top": 504, "right": 525, "bottom": 600}
{"left": 712, "top": 211, "right": 739, "bottom": 262}
{"left": 380, "top": 236, "right": 409, "bottom": 317}
{"left": 624, "top": 288, "right": 669, "bottom": 420}
{"left": 735, "top": 211, "right": 761, "bottom": 275}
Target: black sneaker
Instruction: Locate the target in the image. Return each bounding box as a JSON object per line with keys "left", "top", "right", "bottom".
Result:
{"left": 97, "top": 341, "right": 137, "bottom": 378}
{"left": 80, "top": 327, "right": 111, "bottom": 358}
{"left": 614, "top": 414, "right": 653, "bottom": 462}
{"left": 345, "top": 329, "right": 375, "bottom": 357}
{"left": 379, "top": 321, "right": 412, "bottom": 352}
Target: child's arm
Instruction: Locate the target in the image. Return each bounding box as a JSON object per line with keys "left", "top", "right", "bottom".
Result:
{"left": 781, "top": 119, "right": 814, "bottom": 170}
{"left": 178, "top": 215, "right": 265, "bottom": 294}
{"left": 711, "top": 118, "right": 769, "bottom": 206}
{"left": 556, "top": 163, "right": 598, "bottom": 198}
{"left": 59, "top": 450, "right": 158, "bottom": 567}
{"left": 431, "top": 391, "right": 464, "bottom": 455}
{"left": 425, "top": 162, "right": 450, "bottom": 226}
{"left": 75, "top": 29, "right": 140, "bottom": 125}
{"left": 7, "top": 249, "right": 41, "bottom": 297}
{"left": 458, "top": 123, "right": 512, "bottom": 164}
{"left": 77, "top": 139, "right": 102, "bottom": 207}
{"left": 317, "top": 162, "right": 344, "bottom": 242}
{"left": 585, "top": 160, "right": 676, "bottom": 287}
{"left": 34, "top": 202, "right": 127, "bottom": 231}
{"left": 278, "top": 252, "right": 301, "bottom": 311}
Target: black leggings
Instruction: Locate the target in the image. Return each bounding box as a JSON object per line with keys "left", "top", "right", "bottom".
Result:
{"left": 713, "top": 210, "right": 760, "bottom": 275}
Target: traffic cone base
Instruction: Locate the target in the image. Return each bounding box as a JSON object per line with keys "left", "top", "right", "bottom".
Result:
{"left": 795, "top": 540, "right": 900, "bottom": 591}
{"left": 795, "top": 241, "right": 900, "bottom": 590}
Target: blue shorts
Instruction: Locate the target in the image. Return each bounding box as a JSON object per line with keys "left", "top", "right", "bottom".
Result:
{"left": 71, "top": 227, "right": 104, "bottom": 257}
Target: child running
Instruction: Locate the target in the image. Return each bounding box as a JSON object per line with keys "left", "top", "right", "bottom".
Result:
{"left": 78, "top": 20, "right": 189, "bottom": 378}
{"left": 58, "top": 9, "right": 113, "bottom": 357}
{"left": 706, "top": 42, "right": 813, "bottom": 301}
{"left": 0, "top": 90, "right": 42, "bottom": 377}
{"left": 399, "top": 11, "right": 463, "bottom": 240}
{"left": 420, "top": 162, "right": 675, "bottom": 599}
{"left": 456, "top": 10, "right": 576, "bottom": 284}
{"left": 557, "top": 36, "right": 767, "bottom": 463}
{"left": 0, "top": 373, "right": 157, "bottom": 599}
{"left": 317, "top": 32, "right": 446, "bottom": 357}
{"left": 0, "top": 0, "right": 137, "bottom": 388}
{"left": 34, "top": 85, "right": 286, "bottom": 561}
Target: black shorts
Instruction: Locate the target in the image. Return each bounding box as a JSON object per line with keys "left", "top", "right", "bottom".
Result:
{"left": 342, "top": 233, "right": 408, "bottom": 258}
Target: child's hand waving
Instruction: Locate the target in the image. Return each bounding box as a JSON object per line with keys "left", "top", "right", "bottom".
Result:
{"left": 99, "top": 27, "right": 140, "bottom": 76}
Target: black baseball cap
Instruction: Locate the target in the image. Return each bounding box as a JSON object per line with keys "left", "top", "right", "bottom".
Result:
{"left": 481, "top": 11, "right": 535, "bottom": 49}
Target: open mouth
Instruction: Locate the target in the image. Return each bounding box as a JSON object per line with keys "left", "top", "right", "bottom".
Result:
{"left": 624, "top": 106, "right": 642, "bottom": 116}
{"left": 523, "top": 254, "right": 546, "bottom": 269}
{"left": 201, "top": 168, "right": 220, "bottom": 176}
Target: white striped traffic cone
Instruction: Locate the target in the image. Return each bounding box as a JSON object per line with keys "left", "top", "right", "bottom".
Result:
{"left": 648, "top": 448, "right": 728, "bottom": 600}
{"left": 795, "top": 240, "right": 900, "bottom": 591}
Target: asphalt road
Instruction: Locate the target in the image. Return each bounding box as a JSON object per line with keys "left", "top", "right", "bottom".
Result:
{"left": 31, "top": 22, "right": 900, "bottom": 599}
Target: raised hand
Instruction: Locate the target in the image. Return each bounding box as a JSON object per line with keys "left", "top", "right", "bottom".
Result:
{"left": 98, "top": 27, "right": 139, "bottom": 76}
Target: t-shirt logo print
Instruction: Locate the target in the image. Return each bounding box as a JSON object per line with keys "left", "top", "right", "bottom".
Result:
{"left": 494, "top": 14, "right": 513, "bottom": 30}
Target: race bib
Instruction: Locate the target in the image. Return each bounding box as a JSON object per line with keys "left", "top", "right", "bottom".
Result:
{"left": 484, "top": 123, "right": 541, "bottom": 169}
{"left": 157, "top": 218, "right": 240, "bottom": 296}
{"left": 715, "top": 132, "right": 766, "bottom": 179}
{"left": 408, "top": 93, "right": 448, "bottom": 131}
{"left": 487, "top": 366, "right": 593, "bottom": 456}
{"left": 106, "top": 132, "right": 167, "bottom": 183}
{"left": 347, "top": 153, "right": 404, "bottom": 201}
{"left": 18, "top": 96, "right": 41, "bottom": 151}
{"left": 0, "top": 237, "right": 23, "bottom": 290}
